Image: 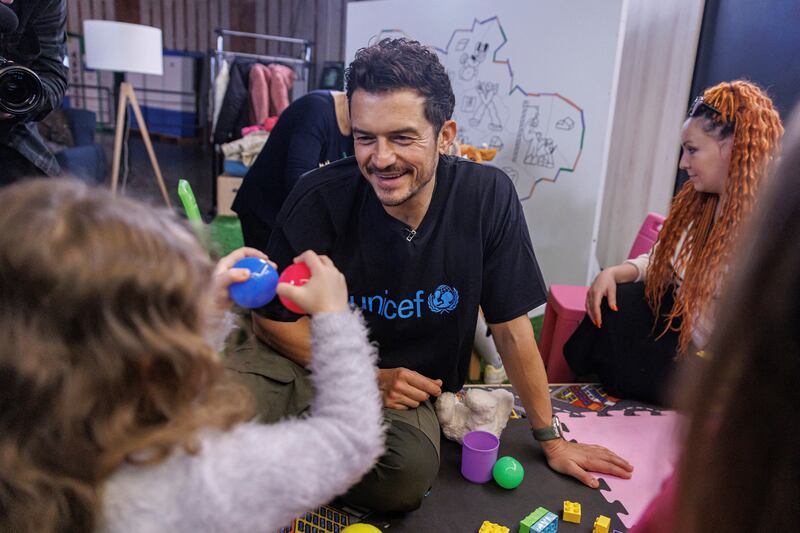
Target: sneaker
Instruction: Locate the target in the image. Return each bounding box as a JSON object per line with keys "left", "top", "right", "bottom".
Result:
{"left": 483, "top": 363, "right": 508, "bottom": 384}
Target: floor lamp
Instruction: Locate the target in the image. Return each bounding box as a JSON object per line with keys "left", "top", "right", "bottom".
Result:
{"left": 83, "top": 20, "right": 171, "bottom": 206}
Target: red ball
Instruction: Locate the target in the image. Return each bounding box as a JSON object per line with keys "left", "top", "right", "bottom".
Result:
{"left": 278, "top": 262, "right": 311, "bottom": 314}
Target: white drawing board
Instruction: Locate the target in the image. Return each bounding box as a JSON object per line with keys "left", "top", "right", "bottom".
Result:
{"left": 347, "top": 0, "right": 628, "bottom": 287}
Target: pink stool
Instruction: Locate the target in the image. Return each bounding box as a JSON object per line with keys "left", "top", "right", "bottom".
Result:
{"left": 539, "top": 213, "right": 665, "bottom": 383}
{"left": 540, "top": 284, "right": 588, "bottom": 382}
{"left": 628, "top": 213, "right": 665, "bottom": 259}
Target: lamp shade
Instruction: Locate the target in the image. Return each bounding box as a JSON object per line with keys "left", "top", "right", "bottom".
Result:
{"left": 83, "top": 20, "right": 163, "bottom": 75}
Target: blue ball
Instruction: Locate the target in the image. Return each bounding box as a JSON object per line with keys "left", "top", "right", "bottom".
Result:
{"left": 228, "top": 257, "right": 279, "bottom": 308}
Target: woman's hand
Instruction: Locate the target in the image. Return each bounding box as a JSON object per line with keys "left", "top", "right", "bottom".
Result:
{"left": 586, "top": 268, "right": 619, "bottom": 327}
{"left": 276, "top": 250, "right": 349, "bottom": 315}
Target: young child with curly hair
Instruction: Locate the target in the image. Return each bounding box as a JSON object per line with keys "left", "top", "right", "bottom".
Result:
{"left": 0, "top": 179, "right": 384, "bottom": 532}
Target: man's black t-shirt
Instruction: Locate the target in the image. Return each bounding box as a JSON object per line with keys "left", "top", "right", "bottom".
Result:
{"left": 260, "top": 155, "right": 547, "bottom": 392}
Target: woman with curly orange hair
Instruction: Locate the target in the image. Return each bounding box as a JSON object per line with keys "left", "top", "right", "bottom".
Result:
{"left": 565, "top": 80, "right": 783, "bottom": 404}
{"left": 632, "top": 101, "right": 800, "bottom": 533}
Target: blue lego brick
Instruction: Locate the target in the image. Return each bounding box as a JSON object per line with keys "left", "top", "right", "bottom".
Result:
{"left": 520, "top": 508, "right": 549, "bottom": 533}
{"left": 530, "top": 511, "right": 558, "bottom": 533}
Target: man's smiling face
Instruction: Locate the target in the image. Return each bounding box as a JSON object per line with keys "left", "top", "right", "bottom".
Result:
{"left": 351, "top": 88, "right": 441, "bottom": 215}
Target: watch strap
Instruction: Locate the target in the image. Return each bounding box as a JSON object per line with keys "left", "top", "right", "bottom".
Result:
{"left": 531, "top": 415, "right": 563, "bottom": 441}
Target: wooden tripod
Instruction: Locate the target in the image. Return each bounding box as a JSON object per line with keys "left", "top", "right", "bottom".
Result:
{"left": 110, "top": 82, "right": 171, "bottom": 206}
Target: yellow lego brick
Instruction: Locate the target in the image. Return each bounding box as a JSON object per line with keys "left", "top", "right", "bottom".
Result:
{"left": 592, "top": 514, "right": 611, "bottom": 533}
{"left": 478, "top": 520, "right": 510, "bottom": 533}
{"left": 563, "top": 500, "right": 581, "bottom": 523}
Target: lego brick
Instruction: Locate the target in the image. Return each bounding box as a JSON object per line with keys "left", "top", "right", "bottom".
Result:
{"left": 591, "top": 514, "right": 610, "bottom": 533}
{"left": 519, "top": 507, "right": 549, "bottom": 533}
{"left": 479, "top": 520, "right": 510, "bottom": 533}
{"left": 563, "top": 500, "right": 581, "bottom": 523}
{"left": 530, "top": 511, "right": 558, "bottom": 533}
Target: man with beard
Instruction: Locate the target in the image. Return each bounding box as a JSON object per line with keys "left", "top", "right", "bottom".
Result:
{"left": 235, "top": 38, "right": 633, "bottom": 513}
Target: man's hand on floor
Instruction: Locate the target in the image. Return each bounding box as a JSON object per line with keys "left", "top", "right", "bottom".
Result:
{"left": 541, "top": 437, "right": 634, "bottom": 488}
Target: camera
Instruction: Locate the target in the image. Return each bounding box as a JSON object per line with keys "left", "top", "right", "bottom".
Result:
{"left": 0, "top": 56, "right": 43, "bottom": 116}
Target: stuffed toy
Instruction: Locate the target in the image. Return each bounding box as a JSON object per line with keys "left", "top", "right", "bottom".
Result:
{"left": 435, "top": 388, "right": 515, "bottom": 444}
{"left": 458, "top": 143, "right": 497, "bottom": 163}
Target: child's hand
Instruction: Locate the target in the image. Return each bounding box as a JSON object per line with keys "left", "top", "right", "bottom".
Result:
{"left": 276, "top": 250, "right": 349, "bottom": 314}
{"left": 212, "top": 247, "right": 274, "bottom": 312}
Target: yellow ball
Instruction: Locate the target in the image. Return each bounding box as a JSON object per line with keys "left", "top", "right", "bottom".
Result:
{"left": 341, "top": 524, "right": 382, "bottom": 533}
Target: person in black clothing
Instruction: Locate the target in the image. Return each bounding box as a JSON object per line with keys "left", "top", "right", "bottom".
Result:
{"left": 232, "top": 89, "right": 353, "bottom": 250}
{"left": 0, "top": 0, "right": 68, "bottom": 186}
{"left": 228, "top": 38, "right": 632, "bottom": 513}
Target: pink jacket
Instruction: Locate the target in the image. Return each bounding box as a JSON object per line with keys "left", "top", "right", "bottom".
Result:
{"left": 629, "top": 472, "right": 677, "bottom": 533}
{"left": 249, "top": 63, "right": 297, "bottom": 125}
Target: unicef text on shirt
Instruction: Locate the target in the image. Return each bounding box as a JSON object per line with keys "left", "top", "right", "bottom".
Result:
{"left": 349, "top": 285, "right": 460, "bottom": 320}
{"left": 349, "top": 290, "right": 426, "bottom": 320}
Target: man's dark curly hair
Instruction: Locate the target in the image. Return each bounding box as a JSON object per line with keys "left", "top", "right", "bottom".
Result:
{"left": 345, "top": 38, "right": 456, "bottom": 133}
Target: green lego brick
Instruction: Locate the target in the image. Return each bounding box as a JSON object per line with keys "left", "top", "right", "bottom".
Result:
{"left": 519, "top": 507, "right": 549, "bottom": 533}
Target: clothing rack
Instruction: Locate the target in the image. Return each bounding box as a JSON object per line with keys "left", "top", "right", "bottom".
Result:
{"left": 208, "top": 28, "right": 313, "bottom": 215}
{"left": 211, "top": 28, "right": 312, "bottom": 96}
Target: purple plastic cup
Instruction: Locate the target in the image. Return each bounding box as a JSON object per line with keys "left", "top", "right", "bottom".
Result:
{"left": 461, "top": 430, "right": 500, "bottom": 483}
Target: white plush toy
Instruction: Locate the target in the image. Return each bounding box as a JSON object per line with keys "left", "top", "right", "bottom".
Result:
{"left": 435, "top": 388, "right": 515, "bottom": 444}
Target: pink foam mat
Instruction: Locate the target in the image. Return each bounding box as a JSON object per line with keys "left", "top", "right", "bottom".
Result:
{"left": 562, "top": 410, "right": 682, "bottom": 528}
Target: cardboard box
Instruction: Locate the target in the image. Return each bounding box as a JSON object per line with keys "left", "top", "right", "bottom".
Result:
{"left": 216, "top": 174, "right": 243, "bottom": 216}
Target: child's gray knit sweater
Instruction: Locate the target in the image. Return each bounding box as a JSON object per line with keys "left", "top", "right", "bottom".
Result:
{"left": 101, "top": 310, "right": 384, "bottom": 532}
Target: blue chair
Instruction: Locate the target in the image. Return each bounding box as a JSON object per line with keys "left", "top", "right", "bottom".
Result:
{"left": 55, "top": 108, "right": 107, "bottom": 184}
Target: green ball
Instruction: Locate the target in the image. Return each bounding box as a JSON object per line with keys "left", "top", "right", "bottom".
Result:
{"left": 492, "top": 456, "right": 524, "bottom": 489}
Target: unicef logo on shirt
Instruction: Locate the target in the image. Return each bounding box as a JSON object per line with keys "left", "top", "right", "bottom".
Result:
{"left": 427, "top": 285, "right": 459, "bottom": 314}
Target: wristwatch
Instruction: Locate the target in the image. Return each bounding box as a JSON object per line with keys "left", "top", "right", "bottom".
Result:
{"left": 531, "top": 415, "right": 564, "bottom": 441}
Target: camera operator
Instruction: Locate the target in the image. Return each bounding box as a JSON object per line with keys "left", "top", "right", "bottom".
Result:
{"left": 0, "top": 0, "right": 67, "bottom": 186}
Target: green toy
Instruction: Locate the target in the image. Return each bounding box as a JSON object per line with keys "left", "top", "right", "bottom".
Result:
{"left": 177, "top": 179, "right": 202, "bottom": 224}
{"left": 492, "top": 456, "right": 524, "bottom": 489}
